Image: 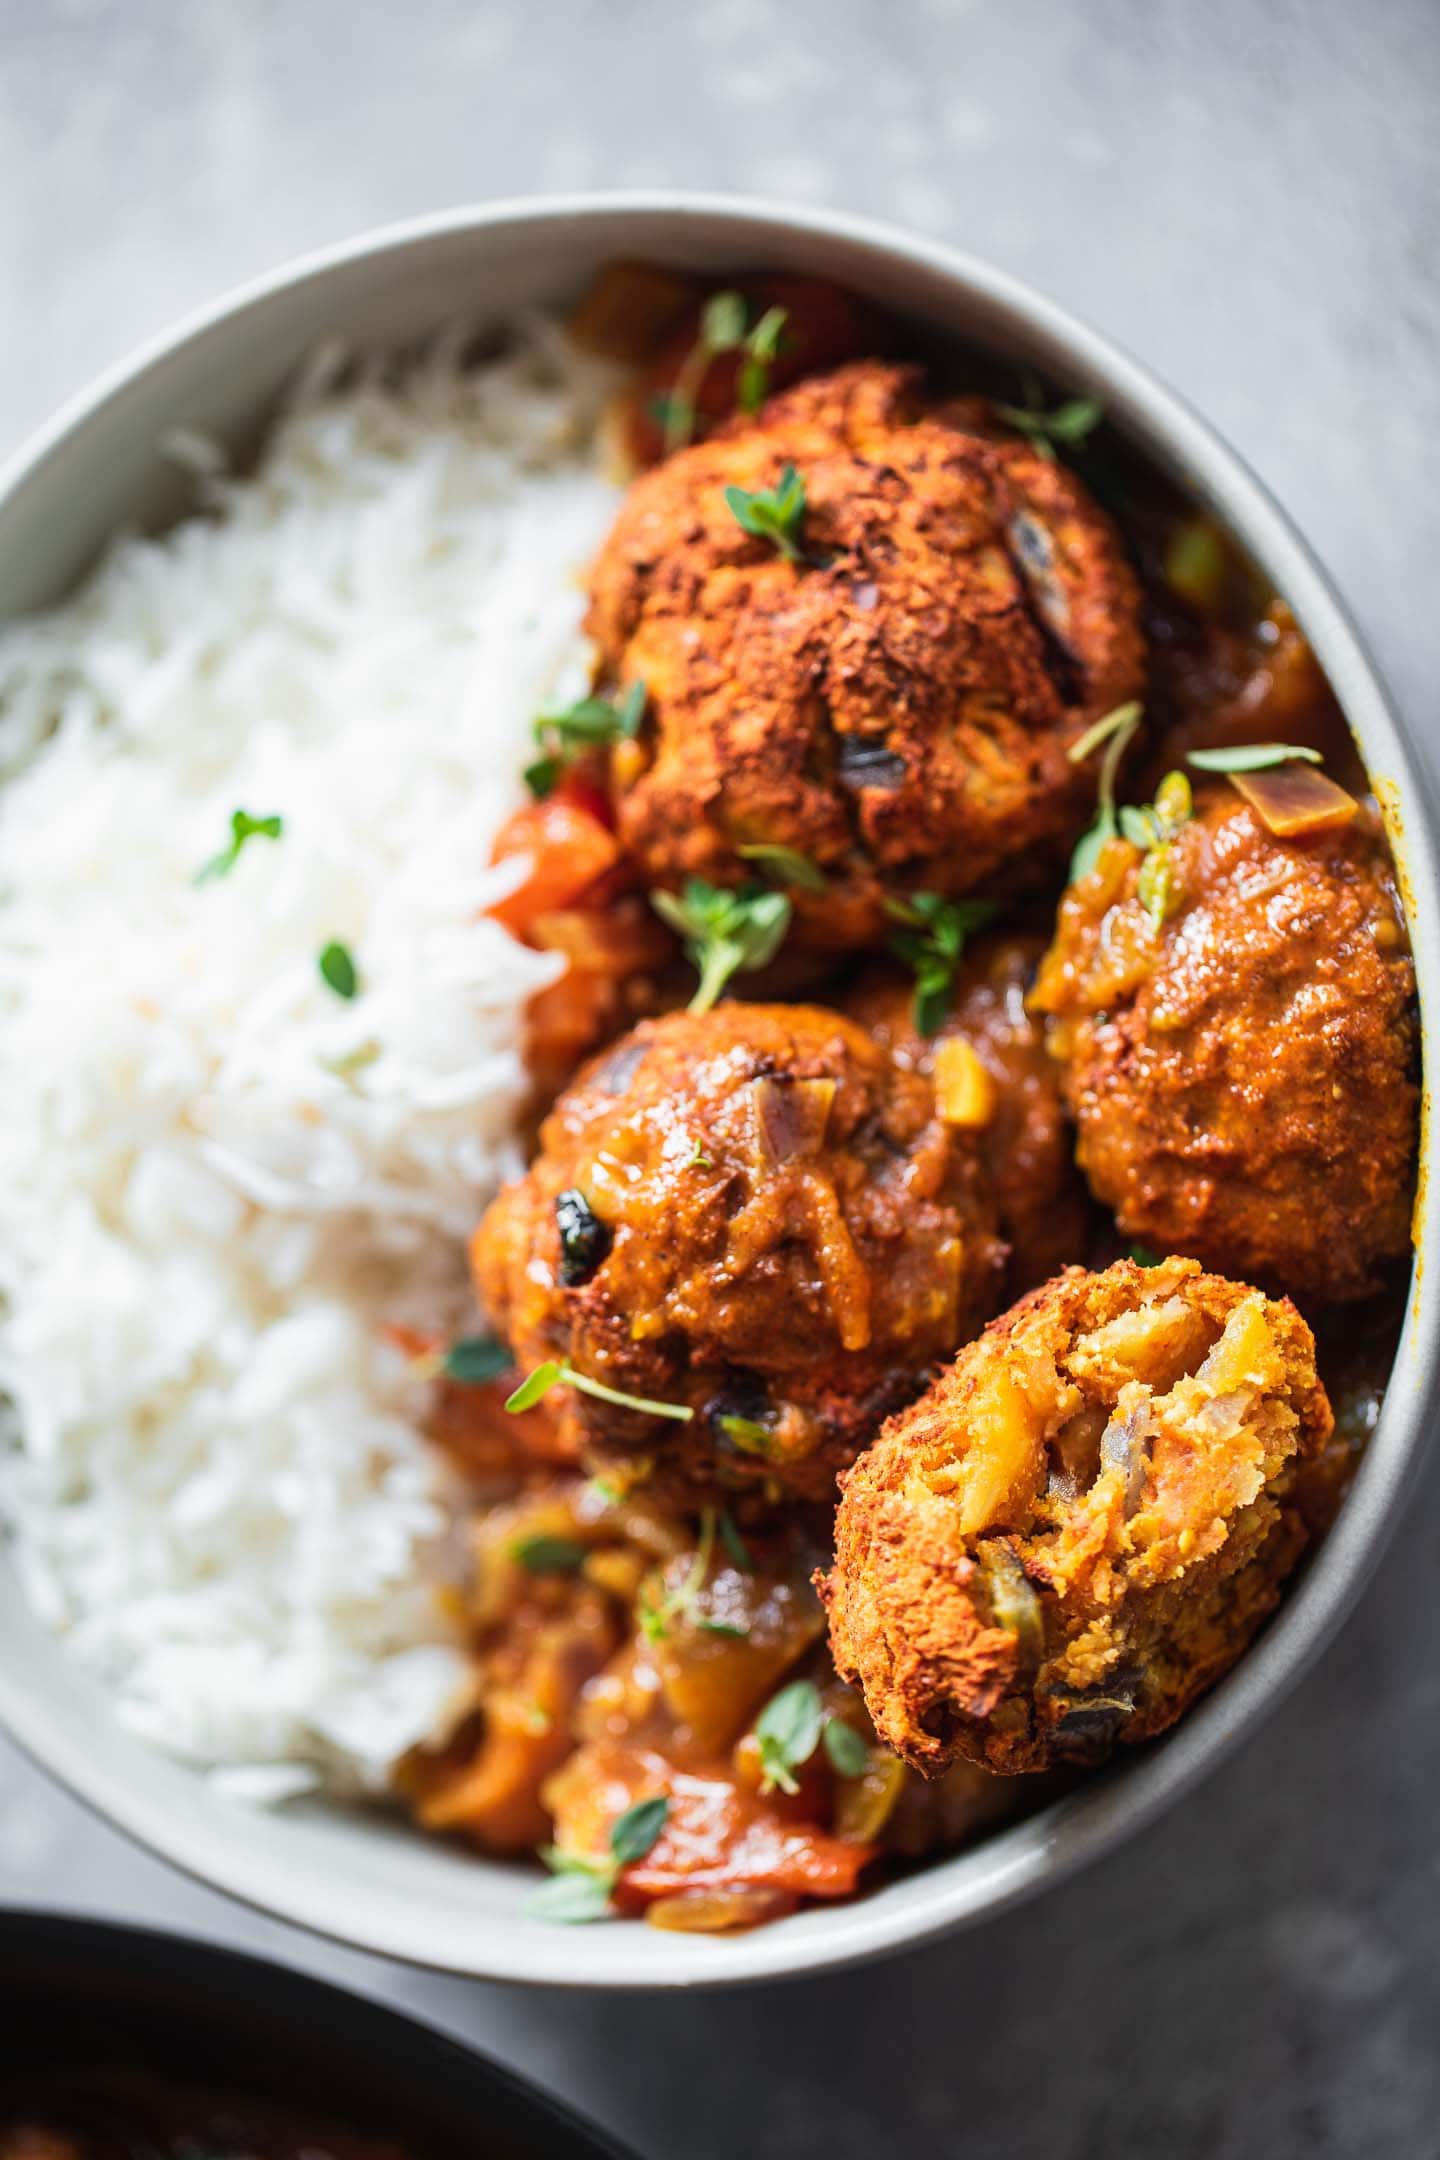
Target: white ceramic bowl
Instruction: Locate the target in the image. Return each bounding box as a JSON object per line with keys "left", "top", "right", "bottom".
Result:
{"left": 0, "top": 194, "right": 1433, "bottom": 1989}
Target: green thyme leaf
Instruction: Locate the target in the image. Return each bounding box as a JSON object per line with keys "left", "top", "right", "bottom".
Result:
{"left": 442, "top": 1335, "right": 509, "bottom": 1384}
{"left": 754, "top": 1678, "right": 824, "bottom": 1796}
{"left": 718, "top": 1508, "right": 754, "bottom": 1575}
{"left": 1136, "top": 844, "right": 1177, "bottom": 929}
{"left": 504, "top": 1359, "right": 694, "bottom": 1423}
{"left": 698, "top": 1618, "right": 750, "bottom": 1639}
{"left": 1068, "top": 808, "right": 1118, "bottom": 885}
{"left": 638, "top": 1510, "right": 719, "bottom": 1644}
{"left": 737, "top": 304, "right": 789, "bottom": 414}
{"left": 526, "top": 682, "right": 648, "bottom": 797}
{"left": 687, "top": 1140, "right": 713, "bottom": 1169}
{"left": 1067, "top": 702, "right": 1145, "bottom": 884}
{"left": 194, "top": 808, "right": 284, "bottom": 885}
{"left": 716, "top": 1412, "right": 777, "bottom": 1456}
{"left": 702, "top": 290, "right": 747, "bottom": 351}
{"left": 884, "top": 892, "right": 999, "bottom": 1036}
{"left": 523, "top": 755, "right": 561, "bottom": 799}
{"left": 822, "top": 1718, "right": 870, "bottom": 1779}
{"left": 650, "top": 878, "right": 793, "bottom": 1013}
{"left": 610, "top": 1794, "right": 670, "bottom": 1865}
{"left": 662, "top": 290, "right": 749, "bottom": 453}
{"left": 1151, "top": 770, "right": 1193, "bottom": 831}
{"left": 1068, "top": 701, "right": 1144, "bottom": 768}
{"left": 504, "top": 1360, "right": 565, "bottom": 1412}
{"left": 524, "top": 1869, "right": 615, "bottom": 1924}
{"left": 994, "top": 385, "right": 1103, "bottom": 462}
{"left": 510, "top": 1534, "right": 590, "bottom": 1575}
{"left": 1127, "top": 1244, "right": 1163, "bottom": 1267}
{"left": 724, "top": 463, "right": 807, "bottom": 563}
{"left": 1186, "top": 742, "right": 1325, "bottom": 774}
{"left": 736, "top": 842, "right": 829, "bottom": 893}
{"left": 318, "top": 942, "right": 360, "bottom": 999}
{"left": 1119, "top": 803, "right": 1161, "bottom": 848}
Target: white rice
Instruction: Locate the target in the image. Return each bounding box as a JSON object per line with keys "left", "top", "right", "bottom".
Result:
{"left": 0, "top": 316, "right": 623, "bottom": 1796}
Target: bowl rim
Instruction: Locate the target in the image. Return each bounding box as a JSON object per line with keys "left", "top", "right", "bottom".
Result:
{"left": 0, "top": 188, "right": 1433, "bottom": 1990}
{"left": 0, "top": 1907, "right": 637, "bottom": 2153}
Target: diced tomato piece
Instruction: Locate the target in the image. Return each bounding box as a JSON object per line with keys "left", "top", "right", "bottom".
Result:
{"left": 628, "top": 275, "right": 888, "bottom": 466}
{"left": 489, "top": 799, "right": 621, "bottom": 937}
{"left": 616, "top": 1764, "right": 875, "bottom": 1905}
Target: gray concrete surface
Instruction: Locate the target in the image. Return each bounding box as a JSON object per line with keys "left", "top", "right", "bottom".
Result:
{"left": 1, "top": 1, "right": 1437, "bottom": 2153}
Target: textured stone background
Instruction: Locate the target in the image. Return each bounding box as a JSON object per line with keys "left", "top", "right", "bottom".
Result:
{"left": 1, "top": 2, "right": 1438, "bottom": 2153}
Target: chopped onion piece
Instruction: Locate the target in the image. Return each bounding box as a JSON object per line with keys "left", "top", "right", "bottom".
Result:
{"left": 750, "top": 1075, "right": 836, "bottom": 1164}
{"left": 933, "top": 1036, "right": 996, "bottom": 1128}
{"left": 1230, "top": 763, "right": 1358, "bottom": 836}
{"left": 644, "top": 1885, "right": 795, "bottom": 1932}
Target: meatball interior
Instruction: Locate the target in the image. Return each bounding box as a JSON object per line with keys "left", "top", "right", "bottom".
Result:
{"left": 847, "top": 929, "right": 1091, "bottom": 1295}
{"left": 472, "top": 1003, "right": 1006, "bottom": 1502}
{"left": 822, "top": 1257, "right": 1331, "bottom": 1775}
{"left": 1030, "top": 790, "right": 1418, "bottom": 1303}
{"left": 588, "top": 361, "right": 1145, "bottom": 948}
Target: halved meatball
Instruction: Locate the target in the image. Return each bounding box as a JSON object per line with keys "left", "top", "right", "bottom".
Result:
{"left": 587, "top": 362, "right": 1145, "bottom": 949}
{"left": 821, "top": 1258, "right": 1331, "bottom": 1776}
{"left": 471, "top": 1003, "right": 1006, "bottom": 1504}
{"left": 1029, "top": 789, "right": 1418, "bottom": 1303}
{"left": 846, "top": 930, "right": 1091, "bottom": 1295}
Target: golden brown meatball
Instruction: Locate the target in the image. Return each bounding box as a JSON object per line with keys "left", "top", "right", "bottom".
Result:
{"left": 587, "top": 362, "right": 1145, "bottom": 949}
{"left": 822, "top": 1257, "right": 1331, "bottom": 1776}
{"left": 472, "top": 1003, "right": 1006, "bottom": 1503}
{"left": 846, "top": 930, "right": 1091, "bottom": 1294}
{"left": 1029, "top": 790, "right": 1418, "bottom": 1303}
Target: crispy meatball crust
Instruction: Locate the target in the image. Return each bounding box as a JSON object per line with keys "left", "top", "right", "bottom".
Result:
{"left": 472, "top": 1003, "right": 1006, "bottom": 1504}
{"left": 588, "top": 363, "right": 1145, "bottom": 949}
{"left": 1030, "top": 791, "right": 1418, "bottom": 1303}
{"left": 846, "top": 931, "right": 1091, "bottom": 1295}
{"left": 821, "top": 1258, "right": 1331, "bottom": 1776}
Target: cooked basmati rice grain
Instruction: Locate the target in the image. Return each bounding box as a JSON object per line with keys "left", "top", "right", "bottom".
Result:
{"left": 0, "top": 316, "right": 622, "bottom": 1794}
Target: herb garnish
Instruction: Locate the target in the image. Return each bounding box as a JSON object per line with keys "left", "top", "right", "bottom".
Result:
{"left": 510, "top": 1534, "right": 590, "bottom": 1575}
{"left": 716, "top": 1412, "right": 777, "bottom": 1456}
{"left": 736, "top": 841, "right": 829, "bottom": 893}
{"left": 659, "top": 293, "right": 790, "bottom": 451}
{"left": 318, "top": 941, "right": 360, "bottom": 999}
{"left": 194, "top": 808, "right": 284, "bottom": 885}
{"left": 525, "top": 681, "right": 646, "bottom": 799}
{"left": 505, "top": 1360, "right": 695, "bottom": 1423}
{"left": 638, "top": 1509, "right": 754, "bottom": 1643}
{"left": 994, "top": 375, "right": 1103, "bottom": 462}
{"left": 1066, "top": 701, "right": 1144, "bottom": 882}
{"left": 1186, "top": 742, "right": 1324, "bottom": 775}
{"left": 884, "top": 893, "right": 999, "bottom": 1036}
{"left": 724, "top": 463, "right": 807, "bottom": 564}
{"left": 753, "top": 1679, "right": 869, "bottom": 1794}
{"left": 527, "top": 1794, "right": 670, "bottom": 1923}
{"left": 717, "top": 1508, "right": 754, "bottom": 1575}
{"left": 638, "top": 1507, "right": 717, "bottom": 1640}
{"left": 822, "top": 1718, "right": 870, "bottom": 1778}
{"left": 754, "top": 1679, "right": 825, "bottom": 1795}
{"left": 1123, "top": 769, "right": 1193, "bottom": 929}
{"left": 442, "top": 1335, "right": 509, "bottom": 1384}
{"left": 737, "top": 305, "right": 788, "bottom": 414}
{"left": 650, "top": 878, "right": 792, "bottom": 1013}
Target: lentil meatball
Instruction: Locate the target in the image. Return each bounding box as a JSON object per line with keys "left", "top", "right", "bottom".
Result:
{"left": 821, "top": 1257, "right": 1331, "bottom": 1776}
{"left": 1029, "top": 789, "right": 1418, "bottom": 1303}
{"left": 846, "top": 930, "right": 1091, "bottom": 1294}
{"left": 587, "top": 362, "right": 1145, "bottom": 949}
{"left": 471, "top": 1003, "right": 1006, "bottom": 1503}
